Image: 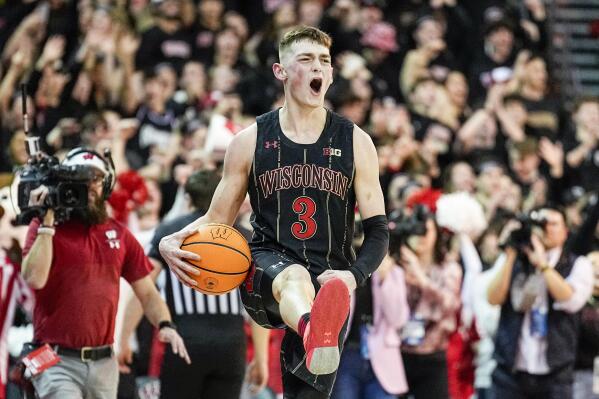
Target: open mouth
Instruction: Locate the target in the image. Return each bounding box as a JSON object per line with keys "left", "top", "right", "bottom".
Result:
{"left": 309, "top": 78, "right": 323, "bottom": 95}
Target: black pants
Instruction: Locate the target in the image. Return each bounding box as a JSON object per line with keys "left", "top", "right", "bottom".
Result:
{"left": 490, "top": 365, "right": 573, "bottom": 399}
{"left": 160, "top": 339, "right": 246, "bottom": 399}
{"left": 401, "top": 351, "right": 449, "bottom": 399}
{"left": 283, "top": 370, "right": 330, "bottom": 399}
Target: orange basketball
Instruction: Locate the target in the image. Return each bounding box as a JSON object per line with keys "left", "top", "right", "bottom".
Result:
{"left": 180, "top": 223, "right": 251, "bottom": 295}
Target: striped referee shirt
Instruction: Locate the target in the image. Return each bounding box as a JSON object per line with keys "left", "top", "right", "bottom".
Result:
{"left": 156, "top": 268, "right": 242, "bottom": 317}
{"left": 148, "top": 211, "right": 243, "bottom": 319}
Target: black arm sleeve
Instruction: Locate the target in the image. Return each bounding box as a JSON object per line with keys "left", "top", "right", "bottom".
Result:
{"left": 568, "top": 196, "right": 599, "bottom": 256}
{"left": 349, "top": 215, "right": 389, "bottom": 287}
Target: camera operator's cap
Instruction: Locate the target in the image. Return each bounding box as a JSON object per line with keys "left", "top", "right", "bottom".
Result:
{"left": 62, "top": 148, "right": 109, "bottom": 176}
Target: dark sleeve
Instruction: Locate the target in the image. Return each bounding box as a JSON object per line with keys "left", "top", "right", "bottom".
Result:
{"left": 580, "top": 306, "right": 599, "bottom": 347}
{"left": 56, "top": 60, "right": 84, "bottom": 107}
{"left": 530, "top": 15, "right": 548, "bottom": 53}
{"left": 443, "top": 4, "right": 474, "bottom": 71}
{"left": 568, "top": 196, "right": 599, "bottom": 256}
{"left": 349, "top": 215, "right": 389, "bottom": 287}
{"left": 546, "top": 169, "right": 568, "bottom": 205}
{"left": 27, "top": 68, "right": 43, "bottom": 97}
{"left": 135, "top": 30, "right": 161, "bottom": 71}
{"left": 121, "top": 227, "right": 153, "bottom": 283}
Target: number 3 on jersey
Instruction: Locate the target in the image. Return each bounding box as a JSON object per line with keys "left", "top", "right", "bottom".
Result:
{"left": 291, "top": 196, "right": 317, "bottom": 240}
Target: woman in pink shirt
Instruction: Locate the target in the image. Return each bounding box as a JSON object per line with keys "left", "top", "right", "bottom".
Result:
{"left": 399, "top": 210, "right": 462, "bottom": 399}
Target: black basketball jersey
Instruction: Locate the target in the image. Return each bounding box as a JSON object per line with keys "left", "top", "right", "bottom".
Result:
{"left": 248, "top": 109, "right": 356, "bottom": 275}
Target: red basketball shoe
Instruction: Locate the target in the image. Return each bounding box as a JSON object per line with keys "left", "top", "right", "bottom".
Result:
{"left": 303, "top": 278, "right": 350, "bottom": 375}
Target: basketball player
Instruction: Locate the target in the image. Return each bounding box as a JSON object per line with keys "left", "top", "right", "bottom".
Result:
{"left": 159, "top": 26, "right": 389, "bottom": 398}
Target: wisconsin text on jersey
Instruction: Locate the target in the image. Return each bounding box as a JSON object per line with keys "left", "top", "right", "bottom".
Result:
{"left": 258, "top": 164, "right": 350, "bottom": 200}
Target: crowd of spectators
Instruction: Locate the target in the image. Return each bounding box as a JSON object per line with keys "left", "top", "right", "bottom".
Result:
{"left": 2, "top": 0, "right": 599, "bottom": 398}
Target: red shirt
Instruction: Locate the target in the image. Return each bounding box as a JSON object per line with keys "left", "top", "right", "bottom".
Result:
{"left": 23, "top": 218, "right": 152, "bottom": 348}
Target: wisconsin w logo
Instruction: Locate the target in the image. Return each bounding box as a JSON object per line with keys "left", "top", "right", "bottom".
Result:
{"left": 105, "top": 229, "right": 120, "bottom": 249}
{"left": 210, "top": 227, "right": 232, "bottom": 240}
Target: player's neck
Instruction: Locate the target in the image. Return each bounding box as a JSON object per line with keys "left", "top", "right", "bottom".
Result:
{"left": 279, "top": 102, "right": 327, "bottom": 137}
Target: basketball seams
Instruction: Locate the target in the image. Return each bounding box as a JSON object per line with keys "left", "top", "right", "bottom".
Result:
{"left": 184, "top": 260, "right": 250, "bottom": 275}
{"left": 181, "top": 241, "right": 251, "bottom": 264}
{"left": 188, "top": 223, "right": 250, "bottom": 243}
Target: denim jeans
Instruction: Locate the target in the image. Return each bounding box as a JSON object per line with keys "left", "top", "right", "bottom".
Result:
{"left": 331, "top": 347, "right": 396, "bottom": 399}
{"left": 573, "top": 370, "right": 599, "bottom": 399}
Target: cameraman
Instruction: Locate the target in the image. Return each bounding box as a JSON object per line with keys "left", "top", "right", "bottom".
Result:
{"left": 487, "top": 207, "right": 594, "bottom": 398}
{"left": 20, "top": 148, "right": 190, "bottom": 399}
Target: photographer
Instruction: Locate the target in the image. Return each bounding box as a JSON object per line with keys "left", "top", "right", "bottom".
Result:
{"left": 20, "top": 148, "right": 190, "bottom": 399}
{"left": 487, "top": 207, "right": 593, "bottom": 398}
{"left": 394, "top": 205, "right": 462, "bottom": 399}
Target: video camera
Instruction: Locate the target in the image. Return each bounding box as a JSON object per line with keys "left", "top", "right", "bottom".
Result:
{"left": 16, "top": 155, "right": 93, "bottom": 225}
{"left": 14, "top": 85, "right": 101, "bottom": 225}
{"left": 502, "top": 210, "right": 548, "bottom": 251}
{"left": 388, "top": 205, "right": 430, "bottom": 256}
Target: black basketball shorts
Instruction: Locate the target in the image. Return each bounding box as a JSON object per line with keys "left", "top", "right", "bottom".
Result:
{"left": 241, "top": 248, "right": 310, "bottom": 329}
{"left": 240, "top": 247, "right": 348, "bottom": 396}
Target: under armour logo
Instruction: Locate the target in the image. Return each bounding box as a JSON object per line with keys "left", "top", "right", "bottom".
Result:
{"left": 265, "top": 140, "right": 279, "bottom": 149}
{"left": 210, "top": 227, "right": 232, "bottom": 240}
{"left": 83, "top": 153, "right": 95, "bottom": 160}
{"left": 324, "top": 332, "right": 332, "bottom": 344}
{"left": 323, "top": 147, "right": 341, "bottom": 157}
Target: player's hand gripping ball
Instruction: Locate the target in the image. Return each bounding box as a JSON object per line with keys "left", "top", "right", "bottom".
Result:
{"left": 180, "top": 223, "right": 251, "bottom": 294}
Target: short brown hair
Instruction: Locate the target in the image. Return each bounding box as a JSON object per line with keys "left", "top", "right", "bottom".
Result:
{"left": 509, "top": 137, "right": 538, "bottom": 158}
{"left": 573, "top": 95, "right": 599, "bottom": 114}
{"left": 185, "top": 169, "right": 221, "bottom": 211}
{"left": 278, "top": 25, "right": 332, "bottom": 59}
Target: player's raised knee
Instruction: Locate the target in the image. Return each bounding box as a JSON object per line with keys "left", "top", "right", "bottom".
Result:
{"left": 281, "top": 265, "right": 312, "bottom": 284}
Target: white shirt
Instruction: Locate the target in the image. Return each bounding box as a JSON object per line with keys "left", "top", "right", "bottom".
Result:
{"left": 514, "top": 248, "right": 593, "bottom": 374}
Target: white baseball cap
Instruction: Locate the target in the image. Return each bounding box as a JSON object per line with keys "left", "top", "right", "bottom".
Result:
{"left": 62, "top": 148, "right": 109, "bottom": 176}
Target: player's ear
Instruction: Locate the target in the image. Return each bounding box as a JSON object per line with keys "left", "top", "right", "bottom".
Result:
{"left": 273, "top": 63, "right": 287, "bottom": 81}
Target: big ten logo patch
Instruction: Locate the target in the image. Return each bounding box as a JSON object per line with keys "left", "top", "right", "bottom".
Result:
{"left": 210, "top": 226, "right": 232, "bottom": 241}
{"left": 323, "top": 147, "right": 342, "bottom": 157}
{"left": 105, "top": 229, "right": 121, "bottom": 249}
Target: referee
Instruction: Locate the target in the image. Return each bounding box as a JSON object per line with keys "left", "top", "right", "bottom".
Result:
{"left": 118, "top": 169, "right": 269, "bottom": 399}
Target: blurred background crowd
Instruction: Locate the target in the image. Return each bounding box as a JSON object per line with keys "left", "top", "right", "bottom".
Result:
{"left": 2, "top": 0, "right": 599, "bottom": 398}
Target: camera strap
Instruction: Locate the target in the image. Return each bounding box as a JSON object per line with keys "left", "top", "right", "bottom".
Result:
{"left": 510, "top": 272, "right": 544, "bottom": 312}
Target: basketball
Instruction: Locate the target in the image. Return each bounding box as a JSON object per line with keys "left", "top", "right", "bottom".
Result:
{"left": 180, "top": 223, "right": 252, "bottom": 295}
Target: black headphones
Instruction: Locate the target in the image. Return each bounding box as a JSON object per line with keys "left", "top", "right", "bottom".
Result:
{"left": 64, "top": 147, "right": 116, "bottom": 200}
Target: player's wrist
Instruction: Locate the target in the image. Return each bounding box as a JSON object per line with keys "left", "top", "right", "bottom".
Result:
{"left": 347, "top": 267, "right": 366, "bottom": 288}
{"left": 159, "top": 320, "right": 177, "bottom": 331}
